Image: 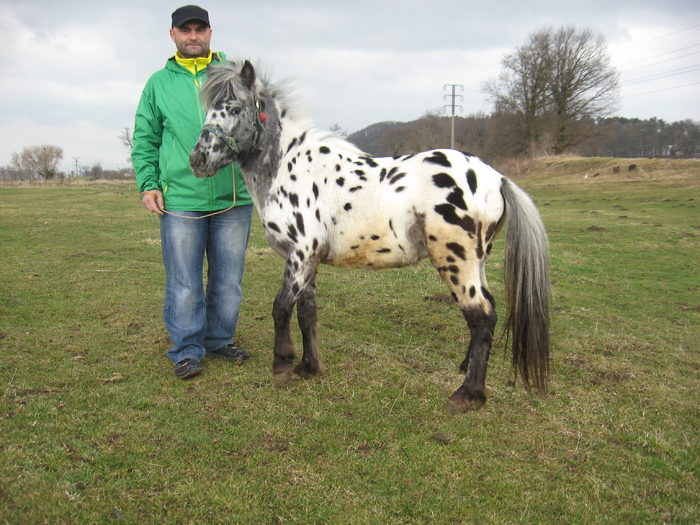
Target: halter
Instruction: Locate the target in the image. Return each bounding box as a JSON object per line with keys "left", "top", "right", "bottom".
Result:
{"left": 202, "top": 96, "right": 267, "bottom": 155}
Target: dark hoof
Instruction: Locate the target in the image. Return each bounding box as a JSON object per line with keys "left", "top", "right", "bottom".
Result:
{"left": 293, "top": 362, "right": 322, "bottom": 380}
{"left": 273, "top": 366, "right": 295, "bottom": 387}
{"left": 446, "top": 388, "right": 486, "bottom": 414}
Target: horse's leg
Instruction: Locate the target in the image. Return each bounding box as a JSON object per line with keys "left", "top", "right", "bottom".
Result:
{"left": 428, "top": 230, "right": 498, "bottom": 413}
{"left": 447, "top": 299, "right": 497, "bottom": 413}
{"left": 272, "top": 253, "right": 321, "bottom": 386}
{"left": 271, "top": 279, "right": 297, "bottom": 387}
{"left": 293, "top": 274, "right": 324, "bottom": 379}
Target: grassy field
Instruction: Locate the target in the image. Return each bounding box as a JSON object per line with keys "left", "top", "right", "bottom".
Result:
{"left": 1, "top": 157, "right": 698, "bottom": 523}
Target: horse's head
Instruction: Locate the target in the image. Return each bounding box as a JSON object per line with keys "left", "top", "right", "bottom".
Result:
{"left": 190, "top": 60, "right": 266, "bottom": 178}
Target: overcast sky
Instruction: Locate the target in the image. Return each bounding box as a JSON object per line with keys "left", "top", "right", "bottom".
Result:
{"left": 1, "top": 0, "right": 699, "bottom": 171}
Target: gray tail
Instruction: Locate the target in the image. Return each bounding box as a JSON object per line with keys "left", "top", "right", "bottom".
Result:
{"left": 501, "top": 179, "right": 550, "bottom": 393}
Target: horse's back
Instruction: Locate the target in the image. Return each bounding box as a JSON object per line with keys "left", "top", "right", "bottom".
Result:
{"left": 302, "top": 147, "right": 507, "bottom": 270}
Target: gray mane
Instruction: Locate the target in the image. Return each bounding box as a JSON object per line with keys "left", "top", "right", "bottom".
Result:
{"left": 200, "top": 61, "right": 259, "bottom": 109}
{"left": 201, "top": 60, "right": 364, "bottom": 158}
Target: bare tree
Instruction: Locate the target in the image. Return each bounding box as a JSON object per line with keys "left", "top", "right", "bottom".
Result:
{"left": 483, "top": 25, "right": 619, "bottom": 156}
{"left": 119, "top": 127, "right": 133, "bottom": 150}
{"left": 483, "top": 30, "right": 552, "bottom": 155}
{"left": 15, "top": 145, "right": 64, "bottom": 183}
{"left": 88, "top": 162, "right": 104, "bottom": 181}
{"left": 328, "top": 123, "right": 347, "bottom": 137}
{"left": 548, "top": 26, "right": 620, "bottom": 153}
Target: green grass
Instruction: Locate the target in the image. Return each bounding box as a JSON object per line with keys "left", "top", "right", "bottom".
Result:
{"left": 1, "top": 160, "right": 698, "bottom": 524}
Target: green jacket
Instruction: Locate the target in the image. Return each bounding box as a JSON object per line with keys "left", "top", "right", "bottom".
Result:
{"left": 132, "top": 52, "right": 252, "bottom": 211}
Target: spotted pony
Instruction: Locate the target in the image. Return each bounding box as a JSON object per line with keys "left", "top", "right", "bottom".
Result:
{"left": 190, "top": 60, "right": 550, "bottom": 413}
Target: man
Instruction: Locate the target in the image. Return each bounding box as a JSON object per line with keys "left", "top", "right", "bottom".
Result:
{"left": 132, "top": 5, "right": 254, "bottom": 379}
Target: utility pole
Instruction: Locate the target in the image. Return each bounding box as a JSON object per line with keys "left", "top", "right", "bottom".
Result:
{"left": 73, "top": 157, "right": 80, "bottom": 184}
{"left": 443, "top": 84, "right": 464, "bottom": 149}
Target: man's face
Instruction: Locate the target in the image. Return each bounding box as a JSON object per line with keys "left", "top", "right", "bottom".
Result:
{"left": 170, "top": 22, "right": 212, "bottom": 59}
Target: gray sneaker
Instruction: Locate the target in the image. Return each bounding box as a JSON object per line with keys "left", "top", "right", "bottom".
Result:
{"left": 207, "top": 344, "right": 250, "bottom": 362}
{"left": 174, "top": 358, "right": 202, "bottom": 379}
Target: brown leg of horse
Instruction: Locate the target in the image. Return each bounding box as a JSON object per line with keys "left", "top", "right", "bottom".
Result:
{"left": 271, "top": 284, "right": 297, "bottom": 387}
{"left": 447, "top": 303, "right": 497, "bottom": 414}
{"left": 293, "top": 283, "right": 324, "bottom": 379}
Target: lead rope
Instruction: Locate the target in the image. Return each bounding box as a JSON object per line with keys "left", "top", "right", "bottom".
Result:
{"left": 139, "top": 169, "right": 237, "bottom": 220}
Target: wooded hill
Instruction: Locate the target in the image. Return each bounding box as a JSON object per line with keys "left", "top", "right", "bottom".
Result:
{"left": 347, "top": 116, "right": 700, "bottom": 164}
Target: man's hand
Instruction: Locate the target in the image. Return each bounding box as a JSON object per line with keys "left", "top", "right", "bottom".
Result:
{"left": 141, "top": 190, "right": 165, "bottom": 216}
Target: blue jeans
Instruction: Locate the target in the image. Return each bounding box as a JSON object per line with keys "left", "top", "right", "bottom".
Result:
{"left": 159, "top": 205, "right": 253, "bottom": 364}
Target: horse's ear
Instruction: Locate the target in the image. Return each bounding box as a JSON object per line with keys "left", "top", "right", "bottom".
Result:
{"left": 240, "top": 60, "right": 256, "bottom": 89}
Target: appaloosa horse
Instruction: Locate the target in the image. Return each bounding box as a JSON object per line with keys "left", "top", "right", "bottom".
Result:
{"left": 190, "top": 60, "right": 550, "bottom": 413}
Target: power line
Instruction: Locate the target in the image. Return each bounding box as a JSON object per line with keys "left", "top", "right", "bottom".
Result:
{"left": 622, "top": 63, "right": 700, "bottom": 86}
{"left": 621, "top": 49, "right": 700, "bottom": 73}
{"left": 625, "top": 81, "right": 700, "bottom": 98}
{"left": 620, "top": 42, "right": 700, "bottom": 68}
{"left": 613, "top": 23, "right": 700, "bottom": 53}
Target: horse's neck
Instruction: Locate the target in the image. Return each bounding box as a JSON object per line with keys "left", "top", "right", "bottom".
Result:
{"left": 237, "top": 100, "right": 295, "bottom": 210}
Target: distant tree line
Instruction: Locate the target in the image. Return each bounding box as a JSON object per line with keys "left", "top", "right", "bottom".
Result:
{"left": 348, "top": 115, "right": 700, "bottom": 162}
{"left": 1, "top": 127, "right": 136, "bottom": 184}
{"left": 0, "top": 144, "right": 133, "bottom": 184}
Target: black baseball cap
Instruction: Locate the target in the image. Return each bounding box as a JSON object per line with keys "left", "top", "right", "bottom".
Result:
{"left": 171, "top": 5, "right": 210, "bottom": 28}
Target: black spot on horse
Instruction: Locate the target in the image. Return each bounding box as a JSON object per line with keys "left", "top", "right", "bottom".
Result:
{"left": 349, "top": 186, "right": 363, "bottom": 192}
{"left": 287, "top": 162, "right": 293, "bottom": 172}
{"left": 469, "top": 286, "right": 476, "bottom": 298}
{"left": 289, "top": 193, "right": 299, "bottom": 208}
{"left": 286, "top": 137, "right": 297, "bottom": 153}
{"left": 344, "top": 203, "right": 352, "bottom": 211}
{"left": 446, "top": 242, "right": 466, "bottom": 260}
{"left": 434, "top": 204, "right": 476, "bottom": 234}
{"left": 481, "top": 287, "right": 495, "bottom": 308}
{"left": 432, "top": 173, "right": 457, "bottom": 188}
{"left": 424, "top": 151, "right": 451, "bottom": 168}
{"left": 312, "top": 183, "right": 319, "bottom": 199}
{"left": 268, "top": 222, "right": 281, "bottom": 233}
{"left": 287, "top": 224, "right": 298, "bottom": 243}
{"left": 466, "top": 169, "right": 478, "bottom": 194}
{"left": 335, "top": 165, "right": 341, "bottom": 172}
{"left": 395, "top": 186, "right": 406, "bottom": 193}
{"left": 447, "top": 187, "right": 467, "bottom": 211}
{"left": 294, "top": 212, "right": 305, "bottom": 236}
{"left": 389, "top": 172, "right": 406, "bottom": 185}
{"left": 336, "top": 177, "right": 345, "bottom": 187}
{"left": 320, "top": 146, "right": 331, "bottom": 154}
